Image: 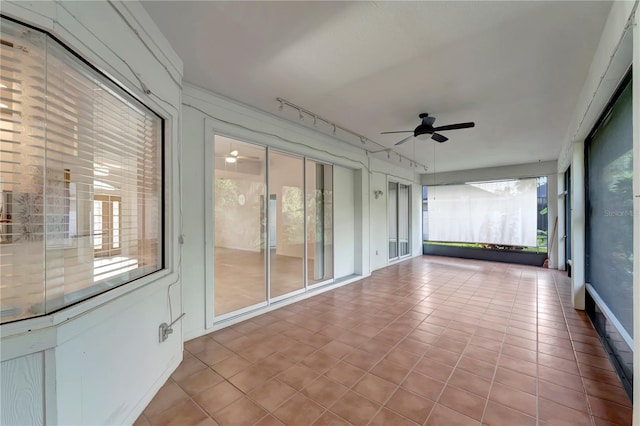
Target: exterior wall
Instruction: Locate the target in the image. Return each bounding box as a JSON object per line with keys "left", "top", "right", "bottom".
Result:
{"left": 0, "top": 2, "right": 183, "bottom": 425}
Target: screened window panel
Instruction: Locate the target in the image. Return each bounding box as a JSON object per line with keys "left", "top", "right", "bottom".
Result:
{"left": 427, "top": 179, "right": 538, "bottom": 247}
{"left": 0, "top": 18, "right": 163, "bottom": 323}
{"left": 586, "top": 79, "right": 633, "bottom": 336}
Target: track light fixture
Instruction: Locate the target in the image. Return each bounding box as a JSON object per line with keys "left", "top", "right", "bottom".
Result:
{"left": 275, "top": 97, "right": 429, "bottom": 171}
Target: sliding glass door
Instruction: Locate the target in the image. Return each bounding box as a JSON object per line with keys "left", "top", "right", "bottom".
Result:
{"left": 213, "top": 138, "right": 267, "bottom": 316}
{"left": 306, "top": 161, "right": 333, "bottom": 285}
{"left": 389, "top": 181, "right": 411, "bottom": 261}
{"left": 398, "top": 184, "right": 410, "bottom": 257}
{"left": 388, "top": 182, "right": 398, "bottom": 259}
{"left": 212, "top": 136, "right": 334, "bottom": 317}
{"left": 268, "top": 151, "right": 305, "bottom": 300}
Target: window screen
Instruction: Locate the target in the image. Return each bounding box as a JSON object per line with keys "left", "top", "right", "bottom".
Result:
{"left": 427, "top": 179, "right": 538, "bottom": 247}
{"left": 0, "top": 18, "right": 163, "bottom": 323}
{"left": 586, "top": 77, "right": 633, "bottom": 335}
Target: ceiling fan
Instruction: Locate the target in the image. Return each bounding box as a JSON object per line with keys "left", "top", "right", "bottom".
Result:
{"left": 382, "top": 113, "right": 475, "bottom": 145}
{"left": 223, "top": 149, "right": 260, "bottom": 163}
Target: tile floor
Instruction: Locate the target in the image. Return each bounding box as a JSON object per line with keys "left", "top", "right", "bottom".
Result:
{"left": 135, "top": 256, "right": 632, "bottom": 426}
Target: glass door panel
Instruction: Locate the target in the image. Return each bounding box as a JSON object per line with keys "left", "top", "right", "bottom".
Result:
{"left": 269, "top": 151, "right": 304, "bottom": 299}
{"left": 306, "top": 160, "right": 333, "bottom": 285}
{"left": 214, "top": 137, "right": 266, "bottom": 316}
{"left": 388, "top": 182, "right": 398, "bottom": 259}
{"left": 398, "top": 184, "right": 410, "bottom": 257}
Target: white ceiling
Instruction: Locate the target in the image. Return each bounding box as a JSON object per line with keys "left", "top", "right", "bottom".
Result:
{"left": 142, "top": 1, "right": 612, "bottom": 173}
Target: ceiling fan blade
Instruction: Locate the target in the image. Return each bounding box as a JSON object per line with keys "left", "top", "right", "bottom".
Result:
{"left": 431, "top": 133, "right": 448, "bottom": 143}
{"left": 394, "top": 135, "right": 414, "bottom": 146}
{"left": 433, "top": 122, "right": 475, "bottom": 132}
{"left": 381, "top": 130, "right": 413, "bottom": 134}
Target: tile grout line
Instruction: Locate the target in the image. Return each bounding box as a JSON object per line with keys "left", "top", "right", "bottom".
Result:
{"left": 549, "top": 269, "right": 597, "bottom": 426}
{"left": 536, "top": 268, "right": 540, "bottom": 426}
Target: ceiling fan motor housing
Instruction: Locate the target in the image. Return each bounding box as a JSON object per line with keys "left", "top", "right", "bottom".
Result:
{"left": 414, "top": 113, "right": 434, "bottom": 137}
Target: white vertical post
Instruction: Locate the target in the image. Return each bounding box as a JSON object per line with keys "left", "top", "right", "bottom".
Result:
{"left": 571, "top": 141, "right": 586, "bottom": 310}
{"left": 631, "top": 10, "right": 639, "bottom": 422}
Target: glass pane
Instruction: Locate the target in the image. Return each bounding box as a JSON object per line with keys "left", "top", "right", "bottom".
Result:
{"left": 93, "top": 201, "right": 103, "bottom": 249}
{"left": 269, "top": 151, "right": 304, "bottom": 298}
{"left": 0, "top": 17, "right": 163, "bottom": 323}
{"left": 306, "top": 161, "right": 333, "bottom": 285}
{"left": 112, "top": 201, "right": 120, "bottom": 249}
{"left": 44, "top": 39, "right": 162, "bottom": 312}
{"left": 398, "top": 184, "right": 410, "bottom": 257}
{"left": 586, "top": 79, "right": 633, "bottom": 335}
{"left": 214, "top": 136, "right": 266, "bottom": 315}
{"left": 388, "top": 182, "right": 398, "bottom": 259}
{"left": 0, "top": 19, "right": 47, "bottom": 323}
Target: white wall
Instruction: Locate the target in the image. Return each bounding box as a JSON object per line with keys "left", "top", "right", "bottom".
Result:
{"left": 0, "top": 2, "right": 183, "bottom": 425}
{"left": 369, "top": 157, "right": 421, "bottom": 271}
{"left": 181, "top": 84, "right": 423, "bottom": 340}
{"left": 334, "top": 166, "right": 356, "bottom": 278}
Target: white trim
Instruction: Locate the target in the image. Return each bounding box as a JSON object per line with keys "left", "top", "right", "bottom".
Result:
{"left": 204, "top": 120, "right": 216, "bottom": 329}
{"left": 586, "top": 283, "right": 633, "bottom": 349}
{"left": 185, "top": 274, "right": 367, "bottom": 341}
{"left": 214, "top": 302, "right": 269, "bottom": 324}
{"left": 270, "top": 288, "right": 306, "bottom": 304}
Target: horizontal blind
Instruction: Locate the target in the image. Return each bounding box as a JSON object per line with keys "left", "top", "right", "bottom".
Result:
{"left": 0, "top": 20, "right": 47, "bottom": 322}
{"left": 0, "top": 18, "right": 163, "bottom": 323}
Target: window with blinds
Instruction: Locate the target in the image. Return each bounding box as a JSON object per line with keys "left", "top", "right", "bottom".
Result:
{"left": 0, "top": 17, "right": 164, "bottom": 324}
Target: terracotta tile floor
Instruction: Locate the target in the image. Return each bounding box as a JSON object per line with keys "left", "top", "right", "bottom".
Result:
{"left": 135, "top": 256, "right": 632, "bottom": 426}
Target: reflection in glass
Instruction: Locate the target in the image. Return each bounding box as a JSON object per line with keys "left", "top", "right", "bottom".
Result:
{"left": 306, "top": 161, "right": 333, "bottom": 285}
{"left": 388, "top": 182, "right": 398, "bottom": 259}
{"left": 214, "top": 137, "right": 266, "bottom": 315}
{"left": 399, "top": 184, "right": 410, "bottom": 257}
{"left": 269, "top": 152, "right": 304, "bottom": 299}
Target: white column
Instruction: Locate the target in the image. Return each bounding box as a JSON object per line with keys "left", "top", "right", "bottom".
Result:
{"left": 571, "top": 141, "right": 586, "bottom": 310}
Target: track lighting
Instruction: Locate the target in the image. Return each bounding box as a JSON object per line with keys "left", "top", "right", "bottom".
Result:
{"left": 275, "top": 97, "right": 429, "bottom": 172}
